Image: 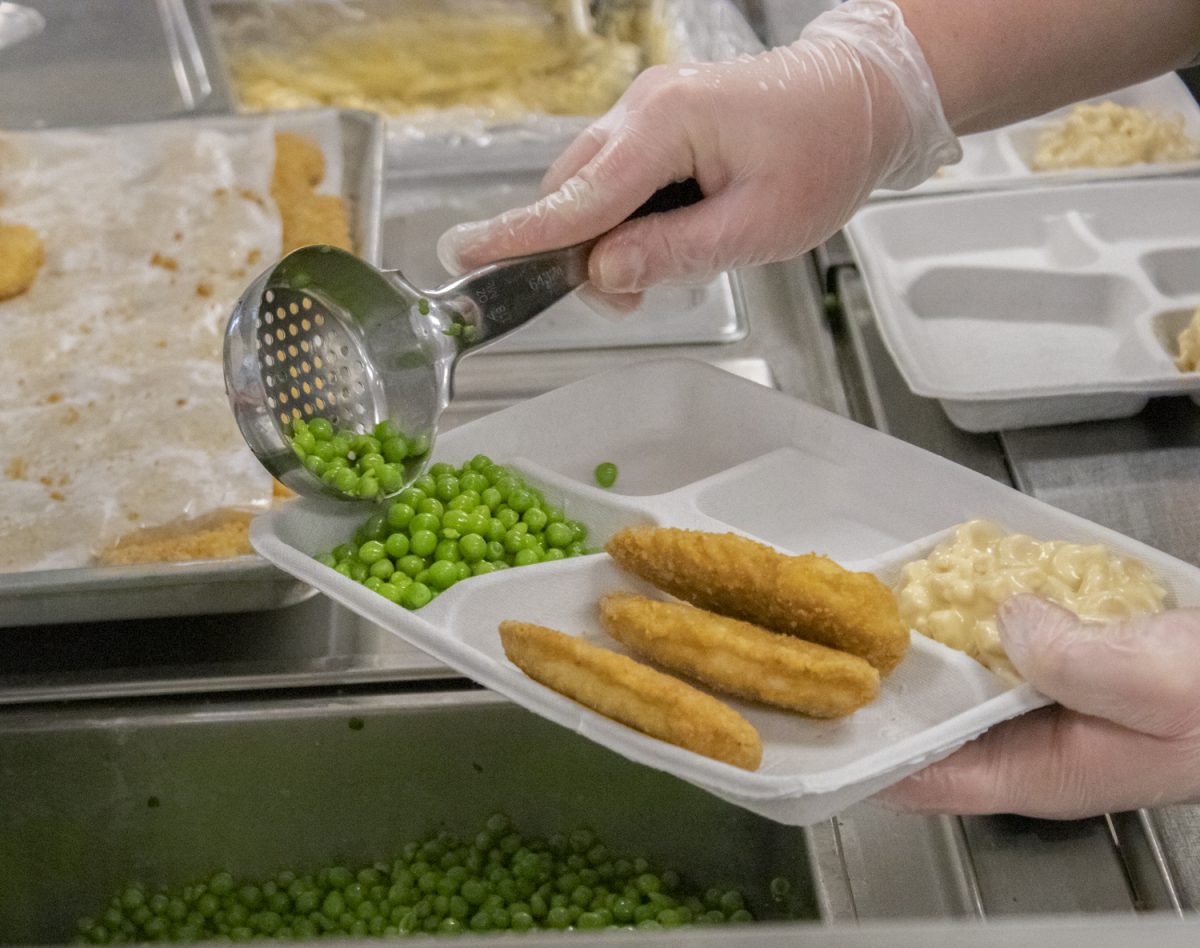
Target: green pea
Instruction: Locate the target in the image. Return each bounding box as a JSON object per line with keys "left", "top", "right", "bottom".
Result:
{"left": 368, "top": 559, "right": 394, "bottom": 580}
{"left": 522, "top": 507, "right": 548, "bottom": 532}
{"left": 454, "top": 561, "right": 471, "bottom": 581}
{"left": 401, "top": 582, "right": 433, "bottom": 610}
{"left": 308, "top": 418, "right": 333, "bottom": 440}
{"left": 357, "top": 541, "right": 386, "bottom": 564}
{"left": 507, "top": 488, "right": 534, "bottom": 513}
{"left": 426, "top": 560, "right": 458, "bottom": 591}
{"left": 381, "top": 436, "right": 409, "bottom": 463}
{"left": 397, "top": 554, "right": 425, "bottom": 578}
{"left": 409, "top": 530, "right": 437, "bottom": 558}
{"left": 543, "top": 547, "right": 565, "bottom": 561}
{"left": 459, "top": 472, "right": 487, "bottom": 494}
{"left": 594, "top": 462, "right": 618, "bottom": 488}
{"left": 348, "top": 561, "right": 369, "bottom": 583}
{"left": 355, "top": 512, "right": 388, "bottom": 544}
{"left": 410, "top": 512, "right": 441, "bottom": 534}
{"left": 314, "top": 552, "right": 337, "bottom": 568}
{"left": 471, "top": 561, "right": 496, "bottom": 576}
{"left": 364, "top": 576, "right": 384, "bottom": 593}
{"left": 513, "top": 548, "right": 539, "bottom": 567}
{"left": 441, "top": 509, "right": 469, "bottom": 537}
{"left": 378, "top": 464, "right": 405, "bottom": 494}
{"left": 333, "top": 467, "right": 359, "bottom": 493}
{"left": 434, "top": 539, "right": 460, "bottom": 563}
{"left": 545, "top": 522, "right": 574, "bottom": 548}
{"left": 417, "top": 497, "right": 444, "bottom": 518}
{"left": 384, "top": 533, "right": 410, "bottom": 559}
{"left": 435, "top": 476, "right": 460, "bottom": 502}
{"left": 356, "top": 475, "right": 380, "bottom": 498}
{"left": 458, "top": 534, "right": 486, "bottom": 563}
{"left": 397, "top": 487, "right": 425, "bottom": 508}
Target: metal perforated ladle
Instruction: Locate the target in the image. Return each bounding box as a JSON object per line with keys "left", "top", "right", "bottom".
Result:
{"left": 224, "top": 179, "right": 702, "bottom": 501}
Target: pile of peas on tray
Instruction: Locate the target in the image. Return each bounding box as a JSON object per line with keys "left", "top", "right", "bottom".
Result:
{"left": 288, "top": 418, "right": 431, "bottom": 499}
{"left": 315, "top": 454, "right": 596, "bottom": 609}
{"left": 74, "top": 814, "right": 756, "bottom": 942}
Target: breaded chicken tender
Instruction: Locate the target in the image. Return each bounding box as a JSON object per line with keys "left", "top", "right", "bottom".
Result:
{"left": 0, "top": 222, "right": 44, "bottom": 301}
{"left": 605, "top": 526, "right": 909, "bottom": 675}
{"left": 499, "top": 620, "right": 762, "bottom": 771}
{"left": 599, "top": 593, "right": 880, "bottom": 718}
{"left": 271, "top": 132, "right": 352, "bottom": 253}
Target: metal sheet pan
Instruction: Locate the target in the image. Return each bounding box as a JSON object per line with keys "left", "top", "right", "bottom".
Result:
{"left": 0, "top": 0, "right": 234, "bottom": 129}
{"left": 0, "top": 690, "right": 817, "bottom": 943}
{"left": 0, "top": 108, "right": 384, "bottom": 628}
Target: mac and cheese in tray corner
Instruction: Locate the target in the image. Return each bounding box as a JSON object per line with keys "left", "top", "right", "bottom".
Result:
{"left": 894, "top": 520, "right": 1166, "bottom": 684}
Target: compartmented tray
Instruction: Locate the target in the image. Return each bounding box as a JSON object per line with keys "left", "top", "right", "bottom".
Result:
{"left": 250, "top": 359, "right": 1200, "bottom": 824}
{"left": 383, "top": 138, "right": 746, "bottom": 351}
{"left": 0, "top": 108, "right": 384, "bottom": 628}
{"left": 846, "top": 178, "right": 1200, "bottom": 431}
{"left": 876, "top": 74, "right": 1200, "bottom": 199}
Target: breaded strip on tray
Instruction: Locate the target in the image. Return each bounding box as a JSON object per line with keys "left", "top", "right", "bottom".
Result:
{"left": 605, "top": 527, "right": 909, "bottom": 675}
{"left": 599, "top": 593, "right": 880, "bottom": 718}
{"left": 499, "top": 620, "right": 762, "bottom": 771}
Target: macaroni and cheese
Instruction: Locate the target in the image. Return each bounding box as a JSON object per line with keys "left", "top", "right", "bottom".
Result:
{"left": 1031, "top": 101, "right": 1200, "bottom": 172}
{"left": 1176, "top": 306, "right": 1200, "bottom": 373}
{"left": 894, "top": 520, "right": 1165, "bottom": 684}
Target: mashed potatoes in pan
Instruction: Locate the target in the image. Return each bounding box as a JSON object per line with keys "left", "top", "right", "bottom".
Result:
{"left": 894, "top": 520, "right": 1166, "bottom": 684}
{"left": 215, "top": 1, "right": 648, "bottom": 119}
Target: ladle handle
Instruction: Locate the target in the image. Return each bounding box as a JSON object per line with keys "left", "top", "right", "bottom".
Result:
{"left": 441, "top": 178, "right": 704, "bottom": 348}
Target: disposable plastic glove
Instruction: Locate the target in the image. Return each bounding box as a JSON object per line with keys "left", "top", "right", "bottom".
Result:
{"left": 437, "top": 0, "right": 960, "bottom": 308}
{"left": 879, "top": 595, "right": 1200, "bottom": 819}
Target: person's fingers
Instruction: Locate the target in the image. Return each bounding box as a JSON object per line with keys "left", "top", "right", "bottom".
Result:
{"left": 877, "top": 705, "right": 1200, "bottom": 819}
{"left": 540, "top": 121, "right": 611, "bottom": 197}
{"left": 999, "top": 596, "right": 1200, "bottom": 739}
{"left": 585, "top": 184, "right": 767, "bottom": 293}
{"left": 575, "top": 284, "right": 643, "bottom": 320}
{"left": 437, "top": 127, "right": 684, "bottom": 276}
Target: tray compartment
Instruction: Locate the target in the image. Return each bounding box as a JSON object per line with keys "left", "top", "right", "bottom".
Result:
{"left": 846, "top": 179, "right": 1200, "bottom": 430}
{"left": 0, "top": 692, "right": 818, "bottom": 944}
{"left": 1140, "top": 246, "right": 1200, "bottom": 298}
{"left": 434, "top": 360, "right": 787, "bottom": 497}
{"left": 902, "top": 267, "right": 1151, "bottom": 387}
{"left": 690, "top": 448, "right": 972, "bottom": 564}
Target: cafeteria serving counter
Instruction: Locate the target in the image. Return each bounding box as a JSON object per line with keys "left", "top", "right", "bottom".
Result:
{"left": 4, "top": 1, "right": 1200, "bottom": 943}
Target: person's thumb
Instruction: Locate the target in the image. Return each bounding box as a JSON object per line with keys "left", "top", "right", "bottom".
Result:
{"left": 999, "top": 595, "right": 1200, "bottom": 739}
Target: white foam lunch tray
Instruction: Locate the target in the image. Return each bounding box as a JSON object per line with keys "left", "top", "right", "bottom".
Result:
{"left": 250, "top": 359, "right": 1200, "bottom": 825}
{"left": 846, "top": 178, "right": 1200, "bottom": 431}
{"left": 876, "top": 74, "right": 1200, "bottom": 199}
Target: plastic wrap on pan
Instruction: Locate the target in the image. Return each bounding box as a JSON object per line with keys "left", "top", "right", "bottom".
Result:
{"left": 207, "top": 0, "right": 763, "bottom": 150}
{"left": 0, "top": 109, "right": 383, "bottom": 625}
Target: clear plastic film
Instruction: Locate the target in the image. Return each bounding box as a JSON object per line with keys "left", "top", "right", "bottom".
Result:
{"left": 208, "top": 0, "right": 764, "bottom": 151}
{"left": 435, "top": 0, "right": 963, "bottom": 296}
{"left": 0, "top": 121, "right": 288, "bottom": 571}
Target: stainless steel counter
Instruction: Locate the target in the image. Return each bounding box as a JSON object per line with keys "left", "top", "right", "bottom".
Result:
{"left": 4, "top": 1, "right": 1200, "bottom": 942}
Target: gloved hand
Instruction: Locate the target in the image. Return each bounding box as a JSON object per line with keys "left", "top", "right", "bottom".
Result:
{"left": 437, "top": 0, "right": 960, "bottom": 310}
{"left": 879, "top": 594, "right": 1200, "bottom": 819}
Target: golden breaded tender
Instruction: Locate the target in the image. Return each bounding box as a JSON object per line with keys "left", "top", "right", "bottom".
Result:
{"left": 0, "top": 222, "right": 43, "bottom": 301}
{"left": 270, "top": 132, "right": 353, "bottom": 253}
{"left": 599, "top": 593, "right": 879, "bottom": 718}
{"left": 499, "top": 620, "right": 762, "bottom": 771}
{"left": 605, "top": 526, "right": 909, "bottom": 675}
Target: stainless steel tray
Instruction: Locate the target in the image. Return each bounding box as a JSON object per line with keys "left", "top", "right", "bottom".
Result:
{"left": 0, "top": 0, "right": 233, "bottom": 128}
{"left": 0, "top": 108, "right": 384, "bottom": 628}
{"left": 0, "top": 690, "right": 816, "bottom": 944}
{"left": 381, "top": 140, "right": 748, "bottom": 351}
